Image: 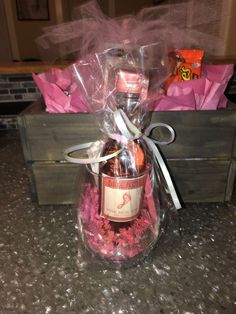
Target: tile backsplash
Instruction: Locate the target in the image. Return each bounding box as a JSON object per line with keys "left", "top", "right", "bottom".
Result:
{"left": 0, "top": 73, "right": 41, "bottom": 129}
{"left": 0, "top": 73, "right": 40, "bottom": 103}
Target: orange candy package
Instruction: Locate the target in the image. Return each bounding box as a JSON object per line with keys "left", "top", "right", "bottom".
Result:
{"left": 165, "top": 49, "right": 204, "bottom": 91}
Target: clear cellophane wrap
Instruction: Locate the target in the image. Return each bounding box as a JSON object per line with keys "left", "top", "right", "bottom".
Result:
{"left": 63, "top": 44, "right": 181, "bottom": 269}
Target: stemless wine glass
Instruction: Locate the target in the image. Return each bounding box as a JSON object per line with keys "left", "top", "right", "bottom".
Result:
{"left": 76, "top": 162, "right": 166, "bottom": 268}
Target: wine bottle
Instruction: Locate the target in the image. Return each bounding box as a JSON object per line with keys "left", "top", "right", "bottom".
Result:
{"left": 100, "top": 69, "right": 148, "bottom": 228}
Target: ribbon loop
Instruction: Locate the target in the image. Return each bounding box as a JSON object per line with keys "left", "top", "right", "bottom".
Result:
{"left": 144, "top": 123, "right": 175, "bottom": 145}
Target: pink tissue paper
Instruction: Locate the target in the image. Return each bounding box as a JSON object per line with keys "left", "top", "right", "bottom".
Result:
{"left": 33, "top": 63, "right": 234, "bottom": 113}
{"left": 153, "top": 64, "right": 234, "bottom": 111}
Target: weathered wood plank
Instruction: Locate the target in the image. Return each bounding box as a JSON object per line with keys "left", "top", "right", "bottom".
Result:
{"left": 225, "top": 159, "right": 236, "bottom": 201}
{"left": 17, "top": 115, "right": 33, "bottom": 162}
{"left": 31, "top": 160, "right": 230, "bottom": 205}
{"left": 167, "top": 159, "right": 230, "bottom": 203}
{"left": 19, "top": 113, "right": 102, "bottom": 161}
{"left": 18, "top": 107, "right": 236, "bottom": 161}
{"left": 32, "top": 163, "right": 82, "bottom": 205}
{"left": 232, "top": 129, "right": 236, "bottom": 159}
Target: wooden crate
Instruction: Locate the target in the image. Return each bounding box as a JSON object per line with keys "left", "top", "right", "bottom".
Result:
{"left": 17, "top": 101, "right": 236, "bottom": 205}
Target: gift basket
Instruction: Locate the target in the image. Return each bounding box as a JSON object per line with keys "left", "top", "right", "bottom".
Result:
{"left": 32, "top": 0, "right": 234, "bottom": 268}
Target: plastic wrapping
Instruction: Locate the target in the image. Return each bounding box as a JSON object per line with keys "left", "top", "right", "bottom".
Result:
{"left": 69, "top": 44, "right": 167, "bottom": 134}
{"left": 64, "top": 45, "right": 181, "bottom": 269}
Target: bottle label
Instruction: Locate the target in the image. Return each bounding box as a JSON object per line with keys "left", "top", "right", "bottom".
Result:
{"left": 101, "top": 173, "right": 146, "bottom": 222}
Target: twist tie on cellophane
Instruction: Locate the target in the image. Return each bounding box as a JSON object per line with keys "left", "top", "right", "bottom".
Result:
{"left": 64, "top": 108, "right": 181, "bottom": 210}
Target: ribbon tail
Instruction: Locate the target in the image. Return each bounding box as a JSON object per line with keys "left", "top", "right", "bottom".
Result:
{"left": 144, "top": 135, "right": 181, "bottom": 210}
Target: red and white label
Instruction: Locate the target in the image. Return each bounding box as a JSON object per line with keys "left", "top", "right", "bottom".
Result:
{"left": 101, "top": 174, "right": 146, "bottom": 222}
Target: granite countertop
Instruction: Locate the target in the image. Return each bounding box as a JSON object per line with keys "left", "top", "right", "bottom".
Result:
{"left": 0, "top": 130, "right": 236, "bottom": 314}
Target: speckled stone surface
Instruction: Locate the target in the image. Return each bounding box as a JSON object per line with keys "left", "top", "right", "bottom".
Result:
{"left": 0, "top": 130, "right": 236, "bottom": 314}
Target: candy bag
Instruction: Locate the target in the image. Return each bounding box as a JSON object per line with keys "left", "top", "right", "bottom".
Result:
{"left": 165, "top": 49, "right": 204, "bottom": 91}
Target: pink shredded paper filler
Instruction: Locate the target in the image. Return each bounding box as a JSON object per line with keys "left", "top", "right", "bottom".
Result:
{"left": 79, "top": 183, "right": 159, "bottom": 261}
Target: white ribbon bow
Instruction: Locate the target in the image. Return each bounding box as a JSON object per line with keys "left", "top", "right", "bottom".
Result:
{"left": 64, "top": 109, "right": 181, "bottom": 210}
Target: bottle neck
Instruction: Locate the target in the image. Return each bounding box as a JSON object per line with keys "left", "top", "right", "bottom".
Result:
{"left": 114, "top": 91, "right": 142, "bottom": 131}
{"left": 116, "top": 91, "right": 140, "bottom": 112}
